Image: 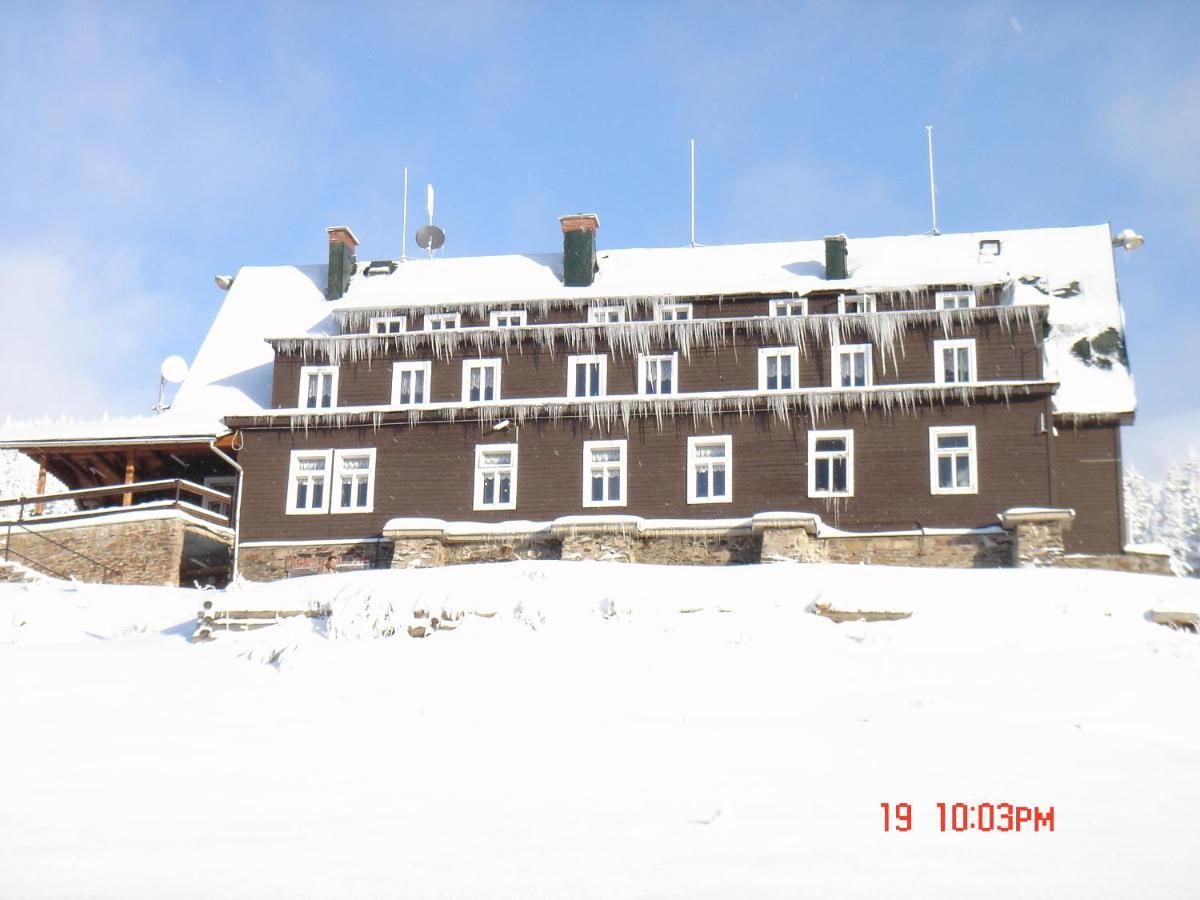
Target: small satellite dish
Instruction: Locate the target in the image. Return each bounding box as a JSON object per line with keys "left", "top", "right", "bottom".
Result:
{"left": 415, "top": 225, "right": 445, "bottom": 252}
{"left": 161, "top": 355, "right": 189, "bottom": 384}
{"left": 1112, "top": 228, "right": 1145, "bottom": 251}
{"left": 214, "top": 274, "right": 235, "bottom": 290}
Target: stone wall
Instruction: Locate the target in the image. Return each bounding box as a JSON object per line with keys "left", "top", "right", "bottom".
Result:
{"left": 238, "top": 540, "right": 392, "bottom": 581}
{"left": 1056, "top": 552, "right": 1174, "bottom": 576}
{"left": 822, "top": 532, "right": 1014, "bottom": 568}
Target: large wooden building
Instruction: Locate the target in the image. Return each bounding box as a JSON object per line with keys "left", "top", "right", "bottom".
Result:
{"left": 1, "top": 216, "right": 1147, "bottom": 582}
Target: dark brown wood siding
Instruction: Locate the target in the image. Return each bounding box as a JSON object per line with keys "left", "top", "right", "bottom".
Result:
{"left": 1053, "top": 424, "right": 1125, "bottom": 554}
{"left": 236, "top": 395, "right": 1054, "bottom": 542}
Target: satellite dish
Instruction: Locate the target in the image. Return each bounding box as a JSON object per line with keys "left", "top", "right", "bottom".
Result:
{"left": 214, "top": 274, "right": 234, "bottom": 290}
{"left": 415, "top": 225, "right": 445, "bottom": 252}
{"left": 161, "top": 355, "right": 189, "bottom": 384}
{"left": 1112, "top": 228, "right": 1145, "bottom": 251}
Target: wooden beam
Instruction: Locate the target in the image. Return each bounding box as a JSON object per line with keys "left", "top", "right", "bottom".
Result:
{"left": 123, "top": 453, "right": 136, "bottom": 507}
{"left": 33, "top": 458, "right": 47, "bottom": 515}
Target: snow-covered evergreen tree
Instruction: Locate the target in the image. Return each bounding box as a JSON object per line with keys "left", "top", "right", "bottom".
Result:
{"left": 1124, "top": 449, "right": 1200, "bottom": 577}
{"left": 0, "top": 449, "right": 74, "bottom": 520}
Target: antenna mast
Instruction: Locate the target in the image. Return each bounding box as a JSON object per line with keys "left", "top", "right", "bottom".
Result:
{"left": 926, "top": 125, "right": 940, "bottom": 236}
{"left": 689, "top": 138, "right": 697, "bottom": 247}
{"left": 401, "top": 167, "right": 409, "bottom": 261}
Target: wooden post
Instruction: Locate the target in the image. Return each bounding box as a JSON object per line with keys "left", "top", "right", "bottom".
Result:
{"left": 33, "top": 458, "right": 47, "bottom": 516}
{"left": 122, "top": 453, "right": 136, "bottom": 507}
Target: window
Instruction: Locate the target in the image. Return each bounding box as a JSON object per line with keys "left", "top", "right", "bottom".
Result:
{"left": 588, "top": 305, "right": 626, "bottom": 324}
{"left": 201, "top": 476, "right": 236, "bottom": 516}
{"left": 392, "top": 361, "right": 431, "bottom": 405}
{"left": 638, "top": 353, "right": 678, "bottom": 396}
{"left": 838, "top": 294, "right": 875, "bottom": 315}
{"left": 474, "top": 444, "right": 518, "bottom": 510}
{"left": 332, "top": 449, "right": 376, "bottom": 514}
{"left": 769, "top": 298, "right": 808, "bottom": 317}
{"left": 833, "top": 344, "right": 872, "bottom": 388}
{"left": 582, "top": 440, "right": 627, "bottom": 507}
{"left": 567, "top": 354, "right": 607, "bottom": 398}
{"left": 462, "top": 359, "right": 501, "bottom": 403}
{"left": 936, "top": 290, "right": 975, "bottom": 310}
{"left": 286, "top": 450, "right": 333, "bottom": 514}
{"left": 299, "top": 366, "right": 338, "bottom": 409}
{"left": 934, "top": 339, "right": 976, "bottom": 384}
{"left": 687, "top": 436, "right": 732, "bottom": 504}
{"left": 930, "top": 427, "right": 978, "bottom": 494}
{"left": 808, "top": 430, "right": 854, "bottom": 497}
{"left": 424, "top": 312, "right": 461, "bottom": 331}
{"left": 654, "top": 302, "right": 693, "bottom": 321}
{"left": 370, "top": 316, "right": 407, "bottom": 334}
{"left": 489, "top": 310, "right": 527, "bottom": 328}
{"left": 758, "top": 347, "right": 799, "bottom": 391}
{"left": 978, "top": 239, "right": 1002, "bottom": 258}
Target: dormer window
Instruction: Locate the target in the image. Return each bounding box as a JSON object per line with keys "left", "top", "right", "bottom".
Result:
{"left": 838, "top": 295, "right": 874, "bottom": 315}
{"left": 299, "top": 366, "right": 338, "bottom": 409}
{"left": 424, "top": 312, "right": 461, "bottom": 331}
{"left": 654, "top": 302, "right": 692, "bottom": 321}
{"left": 769, "top": 298, "right": 807, "bottom": 317}
{"left": 489, "top": 310, "right": 527, "bottom": 328}
{"left": 589, "top": 305, "right": 626, "bottom": 324}
{"left": 936, "top": 290, "right": 975, "bottom": 310}
{"left": 979, "top": 239, "right": 1001, "bottom": 258}
{"left": 370, "top": 315, "right": 407, "bottom": 334}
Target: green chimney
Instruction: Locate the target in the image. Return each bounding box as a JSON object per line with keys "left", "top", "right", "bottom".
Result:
{"left": 559, "top": 214, "right": 600, "bottom": 287}
{"left": 824, "top": 234, "right": 848, "bottom": 280}
{"left": 326, "top": 226, "right": 359, "bottom": 300}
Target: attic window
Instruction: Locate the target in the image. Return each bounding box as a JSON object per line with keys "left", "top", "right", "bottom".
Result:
{"left": 978, "top": 239, "right": 1002, "bottom": 257}
{"left": 424, "top": 312, "right": 461, "bottom": 331}
{"left": 363, "top": 260, "right": 398, "bottom": 277}
{"left": 838, "top": 295, "right": 874, "bottom": 315}
{"left": 370, "top": 316, "right": 407, "bottom": 334}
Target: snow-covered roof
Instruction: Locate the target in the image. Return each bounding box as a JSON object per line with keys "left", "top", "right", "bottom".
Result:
{"left": 0, "top": 223, "right": 1136, "bottom": 448}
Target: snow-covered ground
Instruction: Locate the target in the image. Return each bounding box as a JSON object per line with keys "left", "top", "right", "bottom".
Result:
{"left": 2, "top": 562, "right": 1198, "bottom": 899}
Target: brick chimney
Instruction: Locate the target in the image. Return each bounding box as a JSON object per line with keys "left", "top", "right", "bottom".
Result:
{"left": 326, "top": 225, "right": 359, "bottom": 300}
{"left": 824, "top": 234, "right": 848, "bottom": 280}
{"left": 559, "top": 213, "right": 599, "bottom": 287}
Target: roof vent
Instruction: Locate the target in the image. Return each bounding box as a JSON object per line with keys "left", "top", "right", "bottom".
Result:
{"left": 824, "top": 234, "right": 848, "bottom": 280}
{"left": 559, "top": 214, "right": 600, "bottom": 287}
{"left": 363, "top": 260, "right": 398, "bottom": 277}
{"left": 326, "top": 226, "right": 359, "bottom": 300}
{"left": 978, "top": 238, "right": 1002, "bottom": 258}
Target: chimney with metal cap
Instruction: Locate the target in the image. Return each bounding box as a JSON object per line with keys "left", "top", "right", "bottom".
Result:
{"left": 824, "top": 234, "right": 848, "bottom": 280}
{"left": 326, "top": 225, "right": 359, "bottom": 300}
{"left": 559, "top": 213, "right": 600, "bottom": 287}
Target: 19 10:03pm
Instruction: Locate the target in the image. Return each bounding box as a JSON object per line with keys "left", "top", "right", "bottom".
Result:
{"left": 880, "top": 802, "right": 1055, "bottom": 832}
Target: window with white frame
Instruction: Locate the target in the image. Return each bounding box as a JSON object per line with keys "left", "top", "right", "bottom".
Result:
{"left": 332, "top": 449, "right": 376, "bottom": 514}
{"left": 759, "top": 347, "right": 799, "bottom": 391}
{"left": 833, "top": 344, "right": 872, "bottom": 388}
{"left": 769, "top": 298, "right": 808, "bottom": 317}
{"left": 808, "top": 430, "right": 854, "bottom": 497}
{"left": 638, "top": 353, "right": 678, "bottom": 396}
{"left": 567, "top": 354, "right": 607, "bottom": 398}
{"left": 370, "top": 315, "right": 407, "bottom": 334}
{"left": 299, "top": 366, "right": 338, "bottom": 409}
{"left": 588, "top": 305, "right": 626, "bottom": 324}
{"left": 286, "top": 450, "right": 333, "bottom": 514}
{"left": 930, "top": 426, "right": 978, "bottom": 494}
{"left": 687, "top": 435, "right": 732, "bottom": 504}
{"left": 936, "top": 290, "right": 975, "bottom": 310}
{"left": 838, "top": 294, "right": 875, "bottom": 315}
{"left": 462, "top": 359, "right": 501, "bottom": 403}
{"left": 424, "top": 312, "right": 461, "bottom": 331}
{"left": 654, "top": 302, "right": 692, "bottom": 321}
{"left": 934, "top": 339, "right": 976, "bottom": 384}
{"left": 489, "top": 310, "right": 527, "bottom": 327}
{"left": 392, "top": 361, "right": 432, "bottom": 405}
{"left": 582, "top": 439, "right": 627, "bottom": 507}
{"left": 474, "top": 444, "right": 518, "bottom": 510}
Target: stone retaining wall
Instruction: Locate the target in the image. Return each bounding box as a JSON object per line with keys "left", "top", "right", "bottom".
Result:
{"left": 1056, "top": 552, "right": 1174, "bottom": 576}
{"left": 239, "top": 540, "right": 392, "bottom": 581}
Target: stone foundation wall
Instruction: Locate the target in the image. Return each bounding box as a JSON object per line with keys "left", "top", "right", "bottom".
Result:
{"left": 637, "top": 532, "right": 758, "bottom": 565}
{"left": 1, "top": 516, "right": 189, "bottom": 585}
{"left": 1056, "top": 553, "right": 1174, "bottom": 576}
{"left": 822, "top": 532, "right": 1014, "bottom": 568}
{"left": 560, "top": 530, "right": 638, "bottom": 563}
{"left": 443, "top": 537, "right": 560, "bottom": 565}
{"left": 238, "top": 540, "right": 392, "bottom": 581}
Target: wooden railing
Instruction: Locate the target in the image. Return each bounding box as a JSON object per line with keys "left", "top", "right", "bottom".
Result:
{"left": 0, "top": 479, "right": 233, "bottom": 525}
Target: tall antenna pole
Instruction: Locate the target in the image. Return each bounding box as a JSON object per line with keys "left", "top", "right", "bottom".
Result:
{"left": 926, "top": 125, "right": 940, "bottom": 236}
{"left": 401, "top": 167, "right": 409, "bottom": 261}
{"left": 689, "top": 138, "right": 697, "bottom": 247}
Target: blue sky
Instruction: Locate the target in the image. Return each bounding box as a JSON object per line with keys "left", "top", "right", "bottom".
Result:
{"left": 1, "top": 1, "right": 1196, "bottom": 475}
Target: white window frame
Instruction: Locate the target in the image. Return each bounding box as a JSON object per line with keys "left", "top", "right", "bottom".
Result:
{"left": 391, "top": 360, "right": 432, "bottom": 406}
{"left": 807, "top": 430, "right": 854, "bottom": 498}
{"left": 758, "top": 346, "right": 800, "bottom": 391}
{"left": 489, "top": 309, "right": 527, "bottom": 328}
{"left": 588, "top": 305, "right": 627, "bottom": 324}
{"left": 769, "top": 298, "right": 808, "bottom": 317}
{"left": 582, "top": 439, "right": 628, "bottom": 508}
{"left": 929, "top": 426, "right": 979, "bottom": 495}
{"left": 298, "top": 365, "right": 339, "bottom": 409}
{"left": 638, "top": 352, "right": 679, "bottom": 397}
{"left": 567, "top": 354, "right": 608, "bottom": 398}
{"left": 934, "top": 339, "right": 976, "bottom": 385}
{"left": 331, "top": 448, "right": 377, "bottom": 515}
{"left": 832, "top": 343, "right": 873, "bottom": 388}
{"left": 286, "top": 449, "right": 334, "bottom": 515}
{"left": 686, "top": 435, "right": 733, "bottom": 505}
{"left": 424, "top": 312, "right": 461, "bottom": 331}
{"left": 473, "top": 443, "right": 518, "bottom": 511}
{"left": 935, "top": 290, "right": 976, "bottom": 310}
{"left": 838, "top": 294, "right": 875, "bottom": 315}
{"left": 369, "top": 315, "right": 407, "bottom": 334}
{"left": 462, "top": 358, "right": 502, "bottom": 404}
{"left": 654, "top": 302, "right": 693, "bottom": 321}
